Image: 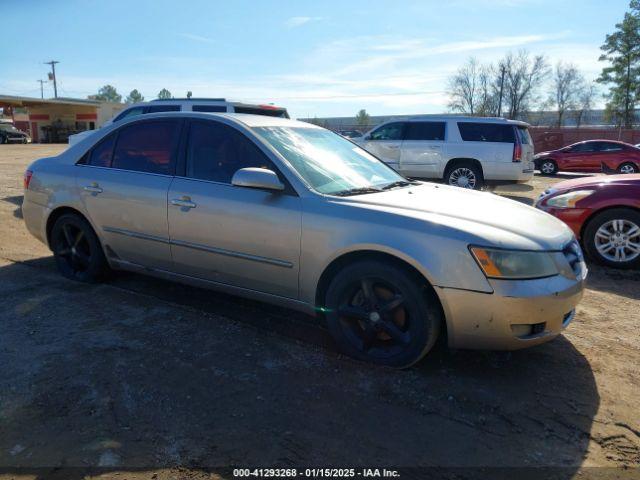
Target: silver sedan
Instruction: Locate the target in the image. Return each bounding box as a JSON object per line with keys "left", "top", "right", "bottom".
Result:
{"left": 22, "top": 113, "right": 587, "bottom": 367}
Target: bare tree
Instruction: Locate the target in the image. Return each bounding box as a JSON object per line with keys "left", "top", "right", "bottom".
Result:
{"left": 574, "top": 83, "right": 598, "bottom": 127}
{"left": 502, "top": 50, "right": 550, "bottom": 119}
{"left": 447, "top": 58, "right": 498, "bottom": 116}
{"left": 550, "top": 62, "right": 586, "bottom": 126}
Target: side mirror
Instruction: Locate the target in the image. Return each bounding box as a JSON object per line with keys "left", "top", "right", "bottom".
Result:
{"left": 231, "top": 168, "right": 284, "bottom": 191}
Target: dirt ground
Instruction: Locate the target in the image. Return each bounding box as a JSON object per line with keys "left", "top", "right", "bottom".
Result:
{"left": 0, "top": 145, "right": 638, "bottom": 480}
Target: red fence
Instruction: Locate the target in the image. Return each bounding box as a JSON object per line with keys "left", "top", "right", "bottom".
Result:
{"left": 527, "top": 127, "right": 640, "bottom": 153}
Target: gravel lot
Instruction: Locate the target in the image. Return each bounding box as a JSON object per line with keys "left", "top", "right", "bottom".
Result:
{"left": 0, "top": 145, "right": 639, "bottom": 479}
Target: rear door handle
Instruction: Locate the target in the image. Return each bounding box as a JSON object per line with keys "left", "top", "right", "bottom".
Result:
{"left": 171, "top": 196, "right": 197, "bottom": 209}
{"left": 387, "top": 145, "right": 400, "bottom": 149}
{"left": 83, "top": 183, "right": 103, "bottom": 193}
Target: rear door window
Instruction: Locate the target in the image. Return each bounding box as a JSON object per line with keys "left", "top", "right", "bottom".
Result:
{"left": 145, "top": 105, "right": 181, "bottom": 114}
{"left": 369, "top": 122, "right": 405, "bottom": 141}
{"left": 404, "top": 122, "right": 446, "bottom": 141}
{"left": 186, "top": 120, "right": 276, "bottom": 184}
{"left": 112, "top": 120, "right": 182, "bottom": 175}
{"left": 457, "top": 122, "right": 516, "bottom": 143}
{"left": 88, "top": 134, "right": 116, "bottom": 167}
{"left": 192, "top": 105, "right": 228, "bottom": 112}
{"left": 233, "top": 106, "right": 288, "bottom": 118}
{"left": 595, "top": 142, "right": 624, "bottom": 152}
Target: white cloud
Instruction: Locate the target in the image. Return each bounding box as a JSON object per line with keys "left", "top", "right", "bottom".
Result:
{"left": 284, "top": 16, "right": 323, "bottom": 28}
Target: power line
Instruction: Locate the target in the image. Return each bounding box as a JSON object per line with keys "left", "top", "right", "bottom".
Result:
{"left": 37, "top": 79, "right": 47, "bottom": 99}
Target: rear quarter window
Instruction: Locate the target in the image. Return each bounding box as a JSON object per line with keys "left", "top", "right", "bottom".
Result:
{"left": 458, "top": 122, "right": 516, "bottom": 143}
{"left": 192, "top": 105, "right": 227, "bottom": 112}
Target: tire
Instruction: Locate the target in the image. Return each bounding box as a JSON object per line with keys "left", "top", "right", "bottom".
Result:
{"left": 21, "top": 137, "right": 28, "bottom": 144}
{"left": 617, "top": 162, "right": 638, "bottom": 174}
{"left": 0, "top": 135, "right": 6, "bottom": 144}
{"left": 51, "top": 213, "right": 109, "bottom": 282}
{"left": 324, "top": 259, "right": 441, "bottom": 368}
{"left": 445, "top": 162, "right": 484, "bottom": 190}
{"left": 583, "top": 208, "right": 640, "bottom": 269}
{"left": 539, "top": 159, "right": 558, "bottom": 175}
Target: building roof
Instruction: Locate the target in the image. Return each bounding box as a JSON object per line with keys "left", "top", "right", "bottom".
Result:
{"left": 0, "top": 94, "right": 118, "bottom": 107}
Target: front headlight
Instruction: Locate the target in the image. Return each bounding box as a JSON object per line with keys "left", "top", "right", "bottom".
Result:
{"left": 545, "top": 190, "right": 594, "bottom": 208}
{"left": 470, "top": 247, "right": 558, "bottom": 279}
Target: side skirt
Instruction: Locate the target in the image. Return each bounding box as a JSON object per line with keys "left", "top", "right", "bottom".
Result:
{"left": 108, "top": 258, "right": 316, "bottom": 316}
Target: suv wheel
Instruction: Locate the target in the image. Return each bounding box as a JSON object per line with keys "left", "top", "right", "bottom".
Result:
{"left": 583, "top": 208, "right": 640, "bottom": 269}
{"left": 540, "top": 159, "right": 558, "bottom": 175}
{"left": 445, "top": 163, "right": 483, "bottom": 190}
{"left": 51, "top": 213, "right": 109, "bottom": 282}
{"left": 618, "top": 162, "right": 638, "bottom": 174}
{"left": 324, "top": 260, "right": 441, "bottom": 368}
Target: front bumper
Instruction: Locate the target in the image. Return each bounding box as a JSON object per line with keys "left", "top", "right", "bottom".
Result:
{"left": 535, "top": 204, "right": 592, "bottom": 239}
{"left": 437, "top": 270, "right": 585, "bottom": 350}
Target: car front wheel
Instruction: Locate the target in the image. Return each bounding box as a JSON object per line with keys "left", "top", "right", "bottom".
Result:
{"left": 324, "top": 259, "right": 441, "bottom": 368}
{"left": 51, "top": 213, "right": 109, "bottom": 282}
{"left": 583, "top": 208, "right": 640, "bottom": 269}
{"left": 540, "top": 159, "right": 558, "bottom": 175}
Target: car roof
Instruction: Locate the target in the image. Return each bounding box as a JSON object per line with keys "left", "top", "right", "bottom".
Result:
{"left": 133, "top": 111, "right": 321, "bottom": 129}
{"left": 379, "top": 115, "right": 530, "bottom": 127}
{"left": 569, "top": 139, "right": 632, "bottom": 146}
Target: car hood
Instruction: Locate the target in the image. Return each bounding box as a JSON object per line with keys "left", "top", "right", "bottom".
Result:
{"left": 548, "top": 174, "right": 640, "bottom": 192}
{"left": 335, "top": 183, "right": 575, "bottom": 251}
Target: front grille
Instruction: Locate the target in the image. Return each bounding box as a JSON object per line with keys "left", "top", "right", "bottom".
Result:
{"left": 563, "top": 240, "right": 584, "bottom": 277}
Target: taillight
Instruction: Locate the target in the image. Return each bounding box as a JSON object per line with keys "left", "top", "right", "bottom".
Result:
{"left": 24, "top": 170, "right": 33, "bottom": 189}
{"left": 513, "top": 142, "right": 522, "bottom": 162}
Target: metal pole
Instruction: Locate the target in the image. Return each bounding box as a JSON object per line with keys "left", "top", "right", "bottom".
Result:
{"left": 44, "top": 61, "right": 59, "bottom": 98}
{"left": 497, "top": 65, "right": 506, "bottom": 117}
{"left": 37, "top": 80, "right": 46, "bottom": 99}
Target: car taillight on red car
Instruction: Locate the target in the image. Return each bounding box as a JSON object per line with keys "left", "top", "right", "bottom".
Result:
{"left": 23, "top": 170, "right": 33, "bottom": 189}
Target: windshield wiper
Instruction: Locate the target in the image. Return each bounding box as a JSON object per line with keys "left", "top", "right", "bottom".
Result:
{"left": 332, "top": 186, "right": 383, "bottom": 197}
{"left": 381, "top": 180, "right": 416, "bottom": 190}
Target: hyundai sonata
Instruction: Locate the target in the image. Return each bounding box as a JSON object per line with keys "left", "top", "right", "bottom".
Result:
{"left": 23, "top": 113, "right": 586, "bottom": 367}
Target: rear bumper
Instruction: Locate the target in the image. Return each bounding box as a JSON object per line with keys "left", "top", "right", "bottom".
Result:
{"left": 22, "top": 197, "right": 50, "bottom": 246}
{"left": 484, "top": 161, "right": 535, "bottom": 182}
{"left": 437, "top": 272, "right": 585, "bottom": 350}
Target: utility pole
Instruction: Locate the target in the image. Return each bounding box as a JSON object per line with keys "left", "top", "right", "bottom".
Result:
{"left": 37, "top": 79, "right": 47, "bottom": 99}
{"left": 497, "top": 64, "right": 506, "bottom": 117}
{"left": 44, "top": 60, "right": 60, "bottom": 98}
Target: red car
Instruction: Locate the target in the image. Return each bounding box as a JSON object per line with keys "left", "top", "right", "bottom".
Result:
{"left": 534, "top": 140, "right": 640, "bottom": 175}
{"left": 536, "top": 174, "right": 640, "bottom": 268}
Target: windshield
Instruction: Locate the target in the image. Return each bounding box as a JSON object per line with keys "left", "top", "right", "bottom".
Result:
{"left": 0, "top": 124, "right": 18, "bottom": 131}
{"left": 254, "top": 127, "right": 405, "bottom": 195}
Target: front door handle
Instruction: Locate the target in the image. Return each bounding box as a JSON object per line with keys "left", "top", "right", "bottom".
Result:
{"left": 83, "top": 183, "right": 103, "bottom": 194}
{"left": 171, "top": 196, "right": 197, "bottom": 209}
{"left": 387, "top": 145, "right": 400, "bottom": 149}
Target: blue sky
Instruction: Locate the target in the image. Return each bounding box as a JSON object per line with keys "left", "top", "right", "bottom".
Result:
{"left": 0, "top": 0, "right": 631, "bottom": 118}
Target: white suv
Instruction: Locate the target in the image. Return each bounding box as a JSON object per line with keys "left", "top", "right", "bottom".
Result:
{"left": 355, "top": 116, "right": 535, "bottom": 189}
{"left": 68, "top": 98, "right": 289, "bottom": 146}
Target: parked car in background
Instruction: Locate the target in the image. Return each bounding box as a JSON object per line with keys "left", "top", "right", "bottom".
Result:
{"left": 338, "top": 129, "right": 363, "bottom": 138}
{"left": 354, "top": 116, "right": 535, "bottom": 190}
{"left": 23, "top": 112, "right": 585, "bottom": 367}
{"left": 537, "top": 174, "right": 640, "bottom": 269}
{"left": 534, "top": 140, "right": 640, "bottom": 175}
{"left": 67, "top": 98, "right": 289, "bottom": 146}
{"left": 0, "top": 123, "right": 31, "bottom": 144}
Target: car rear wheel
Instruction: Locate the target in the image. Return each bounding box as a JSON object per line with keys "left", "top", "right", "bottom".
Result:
{"left": 540, "top": 159, "right": 558, "bottom": 175}
{"left": 445, "top": 162, "right": 484, "bottom": 190}
{"left": 324, "top": 260, "right": 441, "bottom": 368}
{"left": 51, "top": 213, "right": 109, "bottom": 282}
{"left": 617, "top": 162, "right": 638, "bottom": 174}
{"left": 583, "top": 208, "right": 640, "bottom": 269}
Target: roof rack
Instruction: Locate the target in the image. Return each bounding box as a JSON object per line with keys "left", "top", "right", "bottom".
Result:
{"left": 150, "top": 98, "right": 226, "bottom": 102}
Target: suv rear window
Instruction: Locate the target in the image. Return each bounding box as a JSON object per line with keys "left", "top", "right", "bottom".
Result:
{"left": 405, "top": 122, "right": 445, "bottom": 141}
{"left": 457, "top": 122, "right": 515, "bottom": 143}
{"left": 145, "top": 105, "right": 181, "bottom": 113}
{"left": 234, "top": 106, "right": 289, "bottom": 118}
{"left": 516, "top": 126, "right": 532, "bottom": 145}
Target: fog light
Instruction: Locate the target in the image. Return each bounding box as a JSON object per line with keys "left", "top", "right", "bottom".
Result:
{"left": 511, "top": 324, "right": 533, "bottom": 337}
